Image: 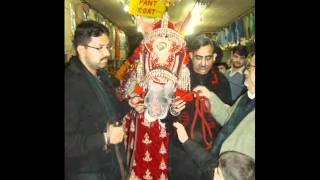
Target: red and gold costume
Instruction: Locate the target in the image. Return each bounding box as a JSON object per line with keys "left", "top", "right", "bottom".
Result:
{"left": 123, "top": 111, "right": 170, "bottom": 180}
{"left": 120, "top": 13, "right": 192, "bottom": 180}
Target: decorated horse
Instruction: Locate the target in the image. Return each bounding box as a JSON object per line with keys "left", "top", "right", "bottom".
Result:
{"left": 120, "top": 13, "right": 193, "bottom": 180}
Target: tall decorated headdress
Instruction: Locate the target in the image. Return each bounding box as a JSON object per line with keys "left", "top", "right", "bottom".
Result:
{"left": 137, "top": 13, "right": 190, "bottom": 92}
{"left": 125, "top": 12, "right": 191, "bottom": 120}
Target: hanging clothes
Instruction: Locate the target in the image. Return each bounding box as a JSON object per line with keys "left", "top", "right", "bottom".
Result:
{"left": 235, "top": 18, "right": 245, "bottom": 44}
{"left": 217, "top": 30, "right": 227, "bottom": 47}
{"left": 249, "top": 13, "right": 255, "bottom": 39}
{"left": 221, "top": 28, "right": 229, "bottom": 48}
{"left": 228, "top": 23, "right": 236, "bottom": 45}
{"left": 215, "top": 9, "right": 255, "bottom": 48}
{"left": 242, "top": 15, "right": 250, "bottom": 39}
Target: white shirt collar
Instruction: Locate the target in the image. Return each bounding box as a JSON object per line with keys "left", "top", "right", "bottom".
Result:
{"left": 228, "top": 66, "right": 245, "bottom": 76}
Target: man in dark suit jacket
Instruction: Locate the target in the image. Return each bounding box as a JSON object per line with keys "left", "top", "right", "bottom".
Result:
{"left": 168, "top": 35, "right": 232, "bottom": 180}
{"left": 65, "top": 20, "right": 129, "bottom": 180}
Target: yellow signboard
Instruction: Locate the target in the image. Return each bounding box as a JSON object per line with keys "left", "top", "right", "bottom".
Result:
{"left": 129, "top": 0, "right": 166, "bottom": 18}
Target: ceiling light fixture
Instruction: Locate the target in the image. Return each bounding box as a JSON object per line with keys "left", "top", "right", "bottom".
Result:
{"left": 184, "top": 2, "right": 206, "bottom": 35}
{"left": 123, "top": 4, "right": 129, "bottom": 12}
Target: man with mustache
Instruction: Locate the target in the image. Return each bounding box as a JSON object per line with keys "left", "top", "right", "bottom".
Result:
{"left": 225, "top": 45, "right": 249, "bottom": 104}
{"left": 168, "top": 35, "right": 232, "bottom": 180}
{"left": 173, "top": 53, "right": 255, "bottom": 180}
{"left": 65, "top": 20, "right": 130, "bottom": 180}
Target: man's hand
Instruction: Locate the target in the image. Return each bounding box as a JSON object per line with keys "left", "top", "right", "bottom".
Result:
{"left": 128, "top": 96, "right": 145, "bottom": 113}
{"left": 171, "top": 96, "right": 186, "bottom": 112}
{"left": 173, "top": 122, "right": 189, "bottom": 143}
{"left": 105, "top": 124, "right": 124, "bottom": 144}
{"left": 193, "top": 86, "right": 212, "bottom": 98}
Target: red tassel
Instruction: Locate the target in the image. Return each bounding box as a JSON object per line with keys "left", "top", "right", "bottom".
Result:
{"left": 176, "top": 89, "right": 193, "bottom": 101}
{"left": 134, "top": 85, "right": 144, "bottom": 96}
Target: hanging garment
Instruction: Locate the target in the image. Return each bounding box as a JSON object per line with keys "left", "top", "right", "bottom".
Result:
{"left": 228, "top": 23, "right": 236, "bottom": 45}
{"left": 242, "top": 15, "right": 250, "bottom": 39}
{"left": 249, "top": 13, "right": 255, "bottom": 39}
{"left": 235, "top": 19, "right": 245, "bottom": 43}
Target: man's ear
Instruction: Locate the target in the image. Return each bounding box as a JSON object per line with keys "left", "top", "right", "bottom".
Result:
{"left": 189, "top": 52, "right": 193, "bottom": 59}
{"left": 213, "top": 53, "right": 217, "bottom": 62}
{"left": 76, "top": 45, "right": 85, "bottom": 56}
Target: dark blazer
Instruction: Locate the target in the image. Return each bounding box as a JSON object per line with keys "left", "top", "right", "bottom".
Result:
{"left": 65, "top": 57, "right": 129, "bottom": 179}
{"left": 168, "top": 66, "right": 232, "bottom": 180}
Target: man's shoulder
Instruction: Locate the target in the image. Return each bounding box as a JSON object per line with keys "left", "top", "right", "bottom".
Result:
{"left": 65, "top": 57, "right": 85, "bottom": 79}
{"left": 65, "top": 64, "right": 87, "bottom": 90}
{"left": 215, "top": 70, "right": 229, "bottom": 85}
{"left": 225, "top": 68, "right": 232, "bottom": 74}
{"left": 65, "top": 66, "right": 82, "bottom": 82}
